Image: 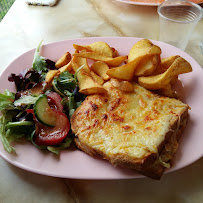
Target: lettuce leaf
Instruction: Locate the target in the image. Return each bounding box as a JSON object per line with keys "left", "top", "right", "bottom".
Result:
{"left": 0, "top": 109, "right": 35, "bottom": 153}
{"left": 47, "top": 136, "right": 73, "bottom": 155}
{"left": 0, "top": 90, "right": 15, "bottom": 110}
{"left": 32, "top": 41, "right": 48, "bottom": 73}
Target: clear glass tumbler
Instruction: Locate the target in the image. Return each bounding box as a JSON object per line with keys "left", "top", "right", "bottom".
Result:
{"left": 157, "top": 0, "right": 203, "bottom": 50}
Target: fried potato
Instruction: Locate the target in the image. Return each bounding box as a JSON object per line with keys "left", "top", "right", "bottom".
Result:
{"left": 73, "top": 41, "right": 113, "bottom": 57}
{"left": 45, "top": 70, "right": 60, "bottom": 84}
{"left": 111, "top": 47, "right": 119, "bottom": 58}
{"left": 73, "top": 52, "right": 127, "bottom": 67}
{"left": 73, "top": 44, "right": 92, "bottom": 52}
{"left": 91, "top": 61, "right": 110, "bottom": 80}
{"left": 170, "top": 75, "right": 179, "bottom": 85}
{"left": 90, "top": 71, "right": 104, "bottom": 86}
{"left": 134, "top": 54, "right": 160, "bottom": 76}
{"left": 71, "top": 52, "right": 90, "bottom": 73}
{"left": 128, "top": 39, "right": 161, "bottom": 63}
{"left": 110, "top": 78, "right": 134, "bottom": 92}
{"left": 154, "top": 55, "right": 180, "bottom": 75}
{"left": 128, "top": 39, "right": 153, "bottom": 63}
{"left": 107, "top": 56, "right": 142, "bottom": 81}
{"left": 138, "top": 57, "right": 192, "bottom": 90}
{"left": 77, "top": 69, "right": 107, "bottom": 95}
{"left": 55, "top": 52, "right": 72, "bottom": 69}
{"left": 58, "top": 61, "right": 72, "bottom": 73}
{"left": 156, "top": 83, "right": 178, "bottom": 98}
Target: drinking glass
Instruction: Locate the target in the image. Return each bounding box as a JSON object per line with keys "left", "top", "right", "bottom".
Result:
{"left": 157, "top": 0, "right": 203, "bottom": 50}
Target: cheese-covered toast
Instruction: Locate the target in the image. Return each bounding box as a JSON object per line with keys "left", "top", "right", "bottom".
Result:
{"left": 71, "top": 82, "right": 189, "bottom": 179}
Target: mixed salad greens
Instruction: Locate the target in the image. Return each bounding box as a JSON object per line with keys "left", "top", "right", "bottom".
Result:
{"left": 0, "top": 41, "right": 86, "bottom": 155}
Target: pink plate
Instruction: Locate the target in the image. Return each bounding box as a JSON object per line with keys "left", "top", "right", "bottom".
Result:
{"left": 116, "top": 0, "right": 160, "bottom": 6}
{"left": 0, "top": 37, "right": 203, "bottom": 180}
{"left": 115, "top": 0, "right": 203, "bottom": 6}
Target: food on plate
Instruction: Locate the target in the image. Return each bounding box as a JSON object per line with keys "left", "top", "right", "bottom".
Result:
{"left": 55, "top": 52, "right": 71, "bottom": 69}
{"left": 0, "top": 41, "right": 86, "bottom": 155}
{"left": 128, "top": 39, "right": 161, "bottom": 63}
{"left": 73, "top": 41, "right": 113, "bottom": 57}
{"left": 138, "top": 56, "right": 192, "bottom": 90}
{"left": 71, "top": 82, "right": 189, "bottom": 179}
{"left": 77, "top": 68, "right": 107, "bottom": 95}
{"left": 106, "top": 56, "right": 142, "bottom": 81}
{"left": 73, "top": 51, "right": 127, "bottom": 67}
{"left": 91, "top": 61, "right": 110, "bottom": 81}
{"left": 134, "top": 54, "right": 160, "bottom": 76}
{"left": 110, "top": 78, "right": 134, "bottom": 92}
{"left": 0, "top": 38, "right": 193, "bottom": 179}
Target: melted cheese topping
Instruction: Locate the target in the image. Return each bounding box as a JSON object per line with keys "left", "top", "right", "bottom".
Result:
{"left": 72, "top": 83, "right": 188, "bottom": 160}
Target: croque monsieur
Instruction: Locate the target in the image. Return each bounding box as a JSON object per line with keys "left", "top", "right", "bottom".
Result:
{"left": 71, "top": 82, "right": 189, "bottom": 179}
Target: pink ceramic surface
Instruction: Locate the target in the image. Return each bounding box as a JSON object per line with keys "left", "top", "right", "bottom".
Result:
{"left": 116, "top": 0, "right": 160, "bottom": 6}
{"left": 0, "top": 37, "right": 203, "bottom": 180}
{"left": 115, "top": 0, "right": 203, "bottom": 6}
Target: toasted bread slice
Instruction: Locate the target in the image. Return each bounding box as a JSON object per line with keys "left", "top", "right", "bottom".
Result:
{"left": 71, "top": 82, "right": 189, "bottom": 179}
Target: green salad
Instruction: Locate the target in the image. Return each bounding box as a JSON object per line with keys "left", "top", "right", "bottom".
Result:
{"left": 0, "top": 41, "right": 86, "bottom": 155}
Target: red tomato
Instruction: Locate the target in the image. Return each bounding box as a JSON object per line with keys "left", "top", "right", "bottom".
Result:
{"left": 34, "top": 110, "right": 70, "bottom": 146}
{"left": 47, "top": 92, "right": 63, "bottom": 112}
{"left": 26, "top": 109, "right": 36, "bottom": 120}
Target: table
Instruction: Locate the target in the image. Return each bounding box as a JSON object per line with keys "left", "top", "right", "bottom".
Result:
{"left": 0, "top": 0, "right": 203, "bottom": 202}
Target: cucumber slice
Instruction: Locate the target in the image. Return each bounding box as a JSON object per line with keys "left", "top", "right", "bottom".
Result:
{"left": 34, "top": 95, "right": 57, "bottom": 126}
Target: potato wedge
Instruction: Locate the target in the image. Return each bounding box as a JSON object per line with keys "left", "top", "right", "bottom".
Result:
{"left": 77, "top": 69, "right": 107, "bottom": 95}
{"left": 71, "top": 52, "right": 90, "bottom": 73}
{"left": 156, "top": 83, "right": 178, "bottom": 98}
{"left": 73, "top": 41, "right": 113, "bottom": 57}
{"left": 128, "top": 39, "right": 161, "bottom": 63}
{"left": 73, "top": 52, "right": 127, "bottom": 67}
{"left": 45, "top": 70, "right": 60, "bottom": 84}
{"left": 138, "top": 57, "right": 192, "bottom": 90}
{"left": 128, "top": 39, "right": 152, "bottom": 63}
{"left": 55, "top": 52, "right": 72, "bottom": 69}
{"left": 154, "top": 55, "right": 180, "bottom": 75}
{"left": 110, "top": 78, "right": 134, "bottom": 92}
{"left": 91, "top": 61, "right": 110, "bottom": 80}
{"left": 73, "top": 44, "right": 92, "bottom": 52}
{"left": 106, "top": 56, "right": 142, "bottom": 81}
{"left": 134, "top": 54, "right": 160, "bottom": 76}
{"left": 111, "top": 47, "right": 119, "bottom": 58}
{"left": 58, "top": 61, "right": 72, "bottom": 73}
{"left": 90, "top": 71, "right": 104, "bottom": 86}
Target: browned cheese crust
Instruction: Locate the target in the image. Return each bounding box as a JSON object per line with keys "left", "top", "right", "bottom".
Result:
{"left": 71, "top": 83, "right": 189, "bottom": 179}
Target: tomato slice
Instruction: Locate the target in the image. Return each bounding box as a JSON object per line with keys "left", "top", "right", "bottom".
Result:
{"left": 47, "top": 92, "right": 63, "bottom": 112}
{"left": 26, "top": 109, "right": 36, "bottom": 120}
{"left": 34, "top": 110, "right": 70, "bottom": 146}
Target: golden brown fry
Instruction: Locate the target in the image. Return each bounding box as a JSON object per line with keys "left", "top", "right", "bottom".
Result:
{"left": 90, "top": 71, "right": 104, "bottom": 86}
{"left": 73, "top": 52, "right": 127, "bottom": 67}
{"left": 91, "top": 61, "right": 110, "bottom": 80}
{"left": 74, "top": 41, "right": 113, "bottom": 57}
{"left": 106, "top": 56, "right": 142, "bottom": 81}
{"left": 71, "top": 52, "right": 90, "bottom": 73}
{"left": 58, "top": 61, "right": 72, "bottom": 73}
{"left": 134, "top": 54, "right": 160, "bottom": 76}
{"left": 154, "top": 55, "right": 180, "bottom": 75}
{"left": 55, "top": 52, "right": 72, "bottom": 69}
{"left": 45, "top": 70, "right": 60, "bottom": 84}
{"left": 73, "top": 44, "right": 92, "bottom": 52}
{"left": 110, "top": 78, "right": 134, "bottom": 92}
{"left": 77, "top": 69, "right": 107, "bottom": 95}
{"left": 156, "top": 83, "right": 178, "bottom": 98}
{"left": 111, "top": 47, "right": 119, "bottom": 58}
{"left": 138, "top": 57, "right": 192, "bottom": 90}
